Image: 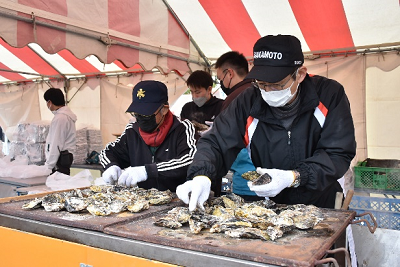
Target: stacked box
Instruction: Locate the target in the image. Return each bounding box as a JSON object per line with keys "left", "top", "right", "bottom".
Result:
{"left": 87, "top": 128, "right": 103, "bottom": 153}
{"left": 74, "top": 127, "right": 89, "bottom": 164}
{"left": 10, "top": 122, "right": 49, "bottom": 164}
{"left": 354, "top": 160, "right": 400, "bottom": 191}
{"left": 350, "top": 195, "right": 400, "bottom": 230}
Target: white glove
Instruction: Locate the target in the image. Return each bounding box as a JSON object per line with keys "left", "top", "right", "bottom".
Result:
{"left": 118, "top": 166, "right": 147, "bottom": 187}
{"left": 199, "top": 121, "right": 213, "bottom": 136}
{"left": 102, "top": 165, "right": 122, "bottom": 185}
{"left": 176, "top": 175, "right": 211, "bottom": 212}
{"left": 248, "top": 168, "right": 295, "bottom": 197}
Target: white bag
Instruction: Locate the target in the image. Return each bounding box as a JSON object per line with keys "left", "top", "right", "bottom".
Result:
{"left": 0, "top": 156, "right": 51, "bottom": 178}
{"left": 46, "top": 169, "right": 93, "bottom": 191}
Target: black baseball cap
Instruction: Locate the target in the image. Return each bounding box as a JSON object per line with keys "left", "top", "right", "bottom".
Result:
{"left": 126, "top": 80, "right": 168, "bottom": 116}
{"left": 246, "top": 35, "right": 304, "bottom": 83}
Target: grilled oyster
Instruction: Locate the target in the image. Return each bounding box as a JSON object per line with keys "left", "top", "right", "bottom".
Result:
{"left": 42, "top": 193, "right": 65, "bottom": 212}
{"left": 22, "top": 197, "right": 43, "bottom": 210}
{"left": 225, "top": 227, "right": 270, "bottom": 241}
{"left": 211, "top": 205, "right": 235, "bottom": 221}
{"left": 241, "top": 171, "right": 272, "bottom": 185}
{"left": 169, "top": 207, "right": 191, "bottom": 223}
{"left": 210, "top": 219, "right": 253, "bottom": 233}
{"left": 109, "top": 199, "right": 127, "bottom": 213}
{"left": 64, "top": 197, "right": 88, "bottom": 212}
{"left": 87, "top": 203, "right": 112, "bottom": 216}
{"left": 189, "top": 212, "right": 220, "bottom": 234}
{"left": 146, "top": 189, "right": 173, "bottom": 205}
{"left": 155, "top": 216, "right": 183, "bottom": 229}
{"left": 241, "top": 171, "right": 260, "bottom": 181}
{"left": 154, "top": 207, "right": 191, "bottom": 229}
{"left": 240, "top": 203, "right": 277, "bottom": 218}
{"left": 126, "top": 198, "right": 150, "bottom": 213}
{"left": 265, "top": 226, "right": 284, "bottom": 241}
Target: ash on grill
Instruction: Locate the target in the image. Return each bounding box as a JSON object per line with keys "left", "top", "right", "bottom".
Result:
{"left": 154, "top": 193, "right": 324, "bottom": 241}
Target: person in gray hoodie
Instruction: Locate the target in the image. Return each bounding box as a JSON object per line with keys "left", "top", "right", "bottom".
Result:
{"left": 43, "top": 88, "right": 77, "bottom": 175}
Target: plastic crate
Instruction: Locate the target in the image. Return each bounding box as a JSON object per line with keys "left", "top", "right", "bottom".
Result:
{"left": 354, "top": 161, "right": 400, "bottom": 191}
{"left": 349, "top": 195, "right": 400, "bottom": 230}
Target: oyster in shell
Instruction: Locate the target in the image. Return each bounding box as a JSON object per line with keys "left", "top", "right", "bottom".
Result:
{"left": 225, "top": 227, "right": 270, "bottom": 241}
{"left": 154, "top": 216, "right": 183, "bottom": 229}
{"left": 189, "top": 212, "right": 220, "bottom": 234}
{"left": 42, "top": 193, "right": 65, "bottom": 212}
{"left": 265, "top": 226, "right": 284, "bottom": 241}
{"left": 64, "top": 197, "right": 88, "bottom": 212}
{"left": 22, "top": 197, "right": 43, "bottom": 210}
{"left": 241, "top": 171, "right": 260, "bottom": 181}
{"left": 154, "top": 207, "right": 191, "bottom": 229}
{"left": 126, "top": 198, "right": 150, "bottom": 213}
{"left": 241, "top": 171, "right": 272, "bottom": 185}
{"left": 146, "top": 189, "right": 173, "bottom": 205}
{"left": 87, "top": 203, "right": 112, "bottom": 216}
{"left": 210, "top": 219, "right": 253, "bottom": 233}
{"left": 109, "top": 199, "right": 127, "bottom": 213}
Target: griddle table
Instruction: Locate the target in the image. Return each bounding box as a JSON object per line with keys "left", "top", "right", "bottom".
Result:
{"left": 0, "top": 193, "right": 355, "bottom": 267}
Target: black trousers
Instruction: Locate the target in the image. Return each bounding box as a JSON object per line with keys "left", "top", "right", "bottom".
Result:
{"left": 52, "top": 150, "right": 74, "bottom": 175}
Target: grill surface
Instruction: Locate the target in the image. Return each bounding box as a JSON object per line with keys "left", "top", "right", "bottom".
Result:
{"left": 0, "top": 195, "right": 355, "bottom": 266}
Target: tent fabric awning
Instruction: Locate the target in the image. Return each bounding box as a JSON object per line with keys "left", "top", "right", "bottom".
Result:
{"left": 0, "top": 38, "right": 146, "bottom": 84}
{"left": 0, "top": 0, "right": 206, "bottom": 81}
{"left": 167, "top": 0, "right": 400, "bottom": 60}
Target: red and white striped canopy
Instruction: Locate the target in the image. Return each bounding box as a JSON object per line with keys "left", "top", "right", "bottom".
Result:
{"left": 168, "top": 0, "right": 400, "bottom": 59}
{"left": 0, "top": 0, "right": 399, "bottom": 84}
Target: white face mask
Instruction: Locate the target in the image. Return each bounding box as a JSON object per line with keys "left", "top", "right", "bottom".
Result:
{"left": 47, "top": 101, "right": 57, "bottom": 114}
{"left": 260, "top": 81, "right": 299, "bottom": 107}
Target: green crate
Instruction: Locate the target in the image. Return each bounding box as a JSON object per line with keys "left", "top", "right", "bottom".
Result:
{"left": 354, "top": 161, "right": 400, "bottom": 191}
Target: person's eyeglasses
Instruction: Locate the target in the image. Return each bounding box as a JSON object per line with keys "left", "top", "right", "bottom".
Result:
{"left": 130, "top": 105, "right": 163, "bottom": 118}
{"left": 252, "top": 69, "right": 298, "bottom": 92}
{"left": 218, "top": 69, "right": 229, "bottom": 84}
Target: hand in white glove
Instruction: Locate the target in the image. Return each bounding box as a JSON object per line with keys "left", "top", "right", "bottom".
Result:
{"left": 176, "top": 176, "right": 211, "bottom": 212}
{"left": 248, "top": 168, "right": 295, "bottom": 197}
{"left": 199, "top": 121, "right": 213, "bottom": 136}
{"left": 102, "top": 165, "right": 122, "bottom": 185}
{"left": 118, "top": 166, "right": 147, "bottom": 187}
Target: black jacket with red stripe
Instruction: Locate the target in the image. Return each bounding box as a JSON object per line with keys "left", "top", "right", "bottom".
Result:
{"left": 187, "top": 74, "right": 356, "bottom": 206}
{"left": 100, "top": 116, "right": 197, "bottom": 192}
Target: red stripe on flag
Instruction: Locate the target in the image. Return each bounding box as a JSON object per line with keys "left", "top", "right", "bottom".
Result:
{"left": 199, "top": 0, "right": 260, "bottom": 56}
{"left": 0, "top": 63, "right": 27, "bottom": 81}
{"left": 57, "top": 50, "right": 100, "bottom": 74}
{"left": 0, "top": 39, "right": 60, "bottom": 77}
{"left": 289, "top": 0, "right": 354, "bottom": 52}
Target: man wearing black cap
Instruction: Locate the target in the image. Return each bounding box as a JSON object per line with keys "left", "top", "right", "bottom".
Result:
{"left": 99, "top": 80, "right": 197, "bottom": 192}
{"left": 177, "top": 35, "right": 356, "bottom": 211}
{"left": 43, "top": 88, "right": 77, "bottom": 175}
